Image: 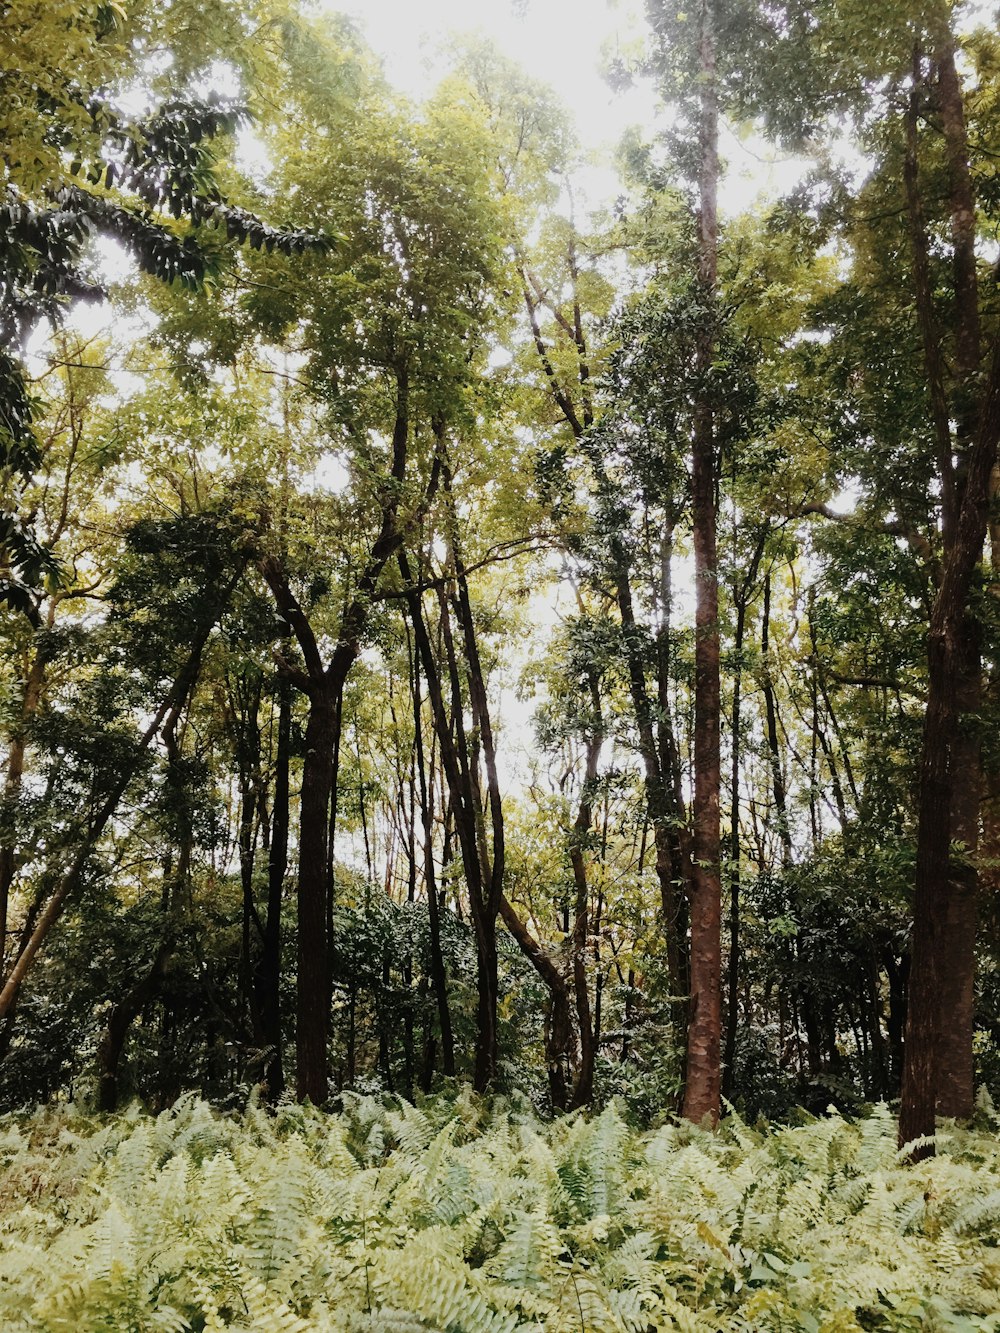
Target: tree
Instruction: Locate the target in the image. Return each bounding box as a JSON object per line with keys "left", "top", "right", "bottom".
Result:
{"left": 0, "top": 0, "right": 325, "bottom": 606}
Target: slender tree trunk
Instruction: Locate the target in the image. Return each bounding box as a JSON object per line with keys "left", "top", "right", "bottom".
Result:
{"left": 498, "top": 893, "right": 576, "bottom": 1106}
{"left": 683, "top": 0, "right": 722, "bottom": 1127}
{"left": 615, "top": 567, "right": 689, "bottom": 1011}
{"left": 0, "top": 636, "right": 49, "bottom": 973}
{"left": 762, "top": 572, "right": 793, "bottom": 867}
{"left": 568, "top": 671, "right": 603, "bottom": 1109}
{"left": 256, "top": 661, "right": 290, "bottom": 1101}
{"left": 413, "top": 643, "right": 455, "bottom": 1077}
{"left": 724, "top": 531, "right": 766, "bottom": 1096}
{"left": 724, "top": 587, "right": 747, "bottom": 1098}
{"left": 401, "top": 549, "right": 500, "bottom": 1090}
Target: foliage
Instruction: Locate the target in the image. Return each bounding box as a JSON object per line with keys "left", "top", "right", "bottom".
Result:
{"left": 3, "top": 1094, "right": 1000, "bottom": 1329}
{"left": 0, "top": 0, "right": 326, "bottom": 604}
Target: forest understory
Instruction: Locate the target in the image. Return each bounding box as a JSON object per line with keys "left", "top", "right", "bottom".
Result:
{"left": 5, "top": 1091, "right": 1000, "bottom": 1332}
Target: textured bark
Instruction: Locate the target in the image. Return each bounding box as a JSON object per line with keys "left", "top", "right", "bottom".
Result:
{"left": 294, "top": 685, "right": 338, "bottom": 1104}
{"left": 682, "top": 0, "right": 722, "bottom": 1127}
{"left": 900, "top": 337, "right": 1000, "bottom": 1151}
{"left": 930, "top": 33, "right": 982, "bottom": 1123}
{"left": 899, "top": 30, "right": 990, "bottom": 1152}
{"left": 933, "top": 615, "right": 980, "bottom": 1119}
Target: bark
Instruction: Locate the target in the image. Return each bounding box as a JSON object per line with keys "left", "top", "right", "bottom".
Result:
{"left": 400, "top": 548, "right": 500, "bottom": 1090}
{"left": 929, "top": 32, "right": 982, "bottom": 1123}
{"left": 614, "top": 564, "right": 690, "bottom": 1009}
{"left": 567, "top": 669, "right": 604, "bottom": 1109}
{"left": 255, "top": 660, "right": 290, "bottom": 1100}
{"left": 934, "top": 614, "right": 980, "bottom": 1118}
{"left": 900, "top": 335, "right": 1000, "bottom": 1152}
{"left": 682, "top": 0, "right": 722, "bottom": 1128}
{"left": 761, "top": 572, "right": 793, "bottom": 867}
{"left": 260, "top": 369, "right": 441, "bottom": 1102}
{"left": 96, "top": 939, "right": 171, "bottom": 1111}
{"left": 520, "top": 238, "right": 691, "bottom": 1015}
{"left": 438, "top": 585, "right": 500, "bottom": 1090}
{"left": 0, "top": 629, "right": 50, "bottom": 973}
{"left": 294, "top": 683, "right": 338, "bottom": 1103}
{"left": 899, "top": 30, "right": 991, "bottom": 1152}
{"left": 498, "top": 893, "right": 576, "bottom": 1107}
{"left": 413, "top": 643, "right": 455, "bottom": 1078}
{"left": 723, "top": 561, "right": 751, "bottom": 1094}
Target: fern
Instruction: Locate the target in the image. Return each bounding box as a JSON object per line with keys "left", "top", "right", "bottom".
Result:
{"left": 4, "top": 1093, "right": 1000, "bottom": 1329}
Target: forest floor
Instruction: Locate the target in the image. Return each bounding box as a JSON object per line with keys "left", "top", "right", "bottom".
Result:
{"left": 1, "top": 1091, "right": 999, "bottom": 1331}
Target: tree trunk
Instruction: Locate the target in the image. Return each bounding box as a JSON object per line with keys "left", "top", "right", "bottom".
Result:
{"left": 256, "top": 661, "right": 290, "bottom": 1101}
{"left": 294, "top": 684, "right": 338, "bottom": 1103}
{"left": 900, "top": 338, "right": 1000, "bottom": 1151}
{"left": 97, "top": 939, "right": 171, "bottom": 1111}
{"left": 0, "top": 631, "right": 50, "bottom": 974}
{"left": 899, "top": 31, "right": 995, "bottom": 1153}
{"left": 567, "top": 669, "right": 603, "bottom": 1109}
{"left": 683, "top": 0, "right": 722, "bottom": 1127}
{"left": 401, "top": 549, "right": 500, "bottom": 1089}
{"left": 724, "top": 581, "right": 747, "bottom": 1096}
{"left": 413, "top": 646, "right": 455, "bottom": 1078}
{"left": 761, "top": 572, "right": 793, "bottom": 867}
{"left": 935, "top": 616, "right": 980, "bottom": 1118}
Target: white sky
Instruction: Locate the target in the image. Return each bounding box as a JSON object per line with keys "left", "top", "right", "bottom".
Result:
{"left": 333, "top": 0, "right": 811, "bottom": 213}
{"left": 338, "top": 0, "right": 650, "bottom": 148}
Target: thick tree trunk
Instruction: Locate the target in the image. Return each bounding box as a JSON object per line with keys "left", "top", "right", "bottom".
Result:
{"left": 900, "top": 338, "right": 1000, "bottom": 1151}
{"left": 899, "top": 31, "right": 992, "bottom": 1152}
{"left": 683, "top": 0, "right": 722, "bottom": 1127}
{"left": 294, "top": 684, "right": 338, "bottom": 1103}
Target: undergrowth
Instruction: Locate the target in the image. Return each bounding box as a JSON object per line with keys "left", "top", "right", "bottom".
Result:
{"left": 2, "top": 1091, "right": 1000, "bottom": 1330}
